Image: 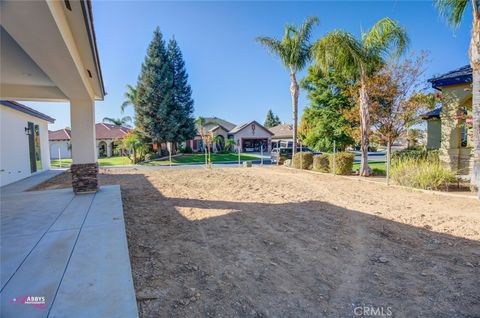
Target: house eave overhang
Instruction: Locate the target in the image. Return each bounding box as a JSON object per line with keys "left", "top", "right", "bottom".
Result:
{"left": 0, "top": 0, "right": 105, "bottom": 102}
{"left": 428, "top": 75, "right": 472, "bottom": 90}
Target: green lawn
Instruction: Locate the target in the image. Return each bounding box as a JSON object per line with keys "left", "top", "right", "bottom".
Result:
{"left": 51, "top": 156, "right": 132, "bottom": 168}
{"left": 146, "top": 153, "right": 260, "bottom": 165}
{"left": 353, "top": 161, "right": 386, "bottom": 176}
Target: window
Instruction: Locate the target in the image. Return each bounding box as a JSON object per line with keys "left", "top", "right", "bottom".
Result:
{"left": 34, "top": 124, "right": 42, "bottom": 171}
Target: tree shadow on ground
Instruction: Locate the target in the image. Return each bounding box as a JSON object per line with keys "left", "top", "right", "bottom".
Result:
{"left": 90, "top": 172, "right": 480, "bottom": 318}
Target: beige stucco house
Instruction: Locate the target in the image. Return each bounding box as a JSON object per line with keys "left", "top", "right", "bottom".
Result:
{"left": 425, "top": 65, "right": 473, "bottom": 178}
{"left": 186, "top": 117, "right": 274, "bottom": 153}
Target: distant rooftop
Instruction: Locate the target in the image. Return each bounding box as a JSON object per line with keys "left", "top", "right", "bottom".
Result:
{"left": 49, "top": 123, "right": 130, "bottom": 141}
{"left": 428, "top": 65, "right": 472, "bottom": 89}
{"left": 1, "top": 100, "right": 55, "bottom": 123}
{"left": 195, "top": 117, "right": 236, "bottom": 133}
{"left": 269, "top": 124, "right": 293, "bottom": 139}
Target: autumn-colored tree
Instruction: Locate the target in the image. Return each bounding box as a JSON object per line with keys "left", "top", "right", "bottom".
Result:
{"left": 367, "top": 52, "right": 436, "bottom": 154}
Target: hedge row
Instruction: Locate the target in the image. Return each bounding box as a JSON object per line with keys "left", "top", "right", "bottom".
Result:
{"left": 292, "top": 152, "right": 354, "bottom": 175}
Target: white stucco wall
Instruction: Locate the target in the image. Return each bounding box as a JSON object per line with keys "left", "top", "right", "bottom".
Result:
{"left": 0, "top": 106, "right": 51, "bottom": 187}
{"left": 50, "top": 140, "right": 71, "bottom": 159}
{"left": 231, "top": 122, "right": 273, "bottom": 151}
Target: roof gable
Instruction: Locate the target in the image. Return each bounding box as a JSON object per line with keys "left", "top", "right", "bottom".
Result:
{"left": 229, "top": 120, "right": 274, "bottom": 135}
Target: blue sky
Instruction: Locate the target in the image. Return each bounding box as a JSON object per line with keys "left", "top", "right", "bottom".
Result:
{"left": 30, "top": 0, "right": 472, "bottom": 130}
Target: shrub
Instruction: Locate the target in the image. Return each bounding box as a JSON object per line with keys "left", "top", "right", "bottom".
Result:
{"left": 144, "top": 152, "right": 160, "bottom": 161}
{"left": 313, "top": 154, "right": 330, "bottom": 172}
{"left": 392, "top": 148, "right": 439, "bottom": 162}
{"left": 292, "top": 152, "right": 314, "bottom": 170}
{"left": 391, "top": 157, "right": 457, "bottom": 190}
{"left": 216, "top": 150, "right": 231, "bottom": 154}
{"left": 182, "top": 146, "right": 193, "bottom": 154}
{"left": 329, "top": 152, "right": 354, "bottom": 175}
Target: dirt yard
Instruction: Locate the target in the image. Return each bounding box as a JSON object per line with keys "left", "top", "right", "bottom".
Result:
{"left": 34, "top": 167, "right": 480, "bottom": 317}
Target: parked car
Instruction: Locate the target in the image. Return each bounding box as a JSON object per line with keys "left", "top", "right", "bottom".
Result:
{"left": 271, "top": 147, "right": 313, "bottom": 164}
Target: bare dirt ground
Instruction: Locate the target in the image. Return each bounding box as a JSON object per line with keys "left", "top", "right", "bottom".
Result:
{"left": 34, "top": 167, "right": 480, "bottom": 317}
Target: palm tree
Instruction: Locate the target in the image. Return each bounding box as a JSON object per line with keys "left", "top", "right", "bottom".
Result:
{"left": 256, "top": 16, "right": 319, "bottom": 158}
{"left": 225, "top": 138, "right": 236, "bottom": 152}
{"left": 102, "top": 116, "right": 132, "bottom": 127}
{"left": 435, "top": 0, "right": 479, "bottom": 193}
{"left": 121, "top": 84, "right": 137, "bottom": 113}
{"left": 313, "top": 18, "right": 409, "bottom": 176}
{"left": 195, "top": 117, "right": 211, "bottom": 167}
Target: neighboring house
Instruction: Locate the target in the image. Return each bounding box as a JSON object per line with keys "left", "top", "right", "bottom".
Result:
{"left": 48, "top": 128, "right": 72, "bottom": 159}
{"left": 269, "top": 124, "right": 293, "bottom": 148}
{"left": 185, "top": 117, "right": 274, "bottom": 152}
{"left": 421, "top": 107, "right": 442, "bottom": 150}
{"left": 426, "top": 65, "right": 473, "bottom": 177}
{"left": 49, "top": 123, "right": 130, "bottom": 159}
{"left": 0, "top": 100, "right": 54, "bottom": 186}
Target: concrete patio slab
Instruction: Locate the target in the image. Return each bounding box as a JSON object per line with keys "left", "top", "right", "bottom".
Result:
{"left": 0, "top": 173, "right": 138, "bottom": 318}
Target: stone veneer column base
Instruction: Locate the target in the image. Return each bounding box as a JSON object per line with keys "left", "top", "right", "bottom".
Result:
{"left": 71, "top": 163, "right": 99, "bottom": 193}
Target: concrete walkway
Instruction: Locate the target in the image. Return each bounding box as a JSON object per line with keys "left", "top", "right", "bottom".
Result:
{"left": 0, "top": 171, "right": 138, "bottom": 318}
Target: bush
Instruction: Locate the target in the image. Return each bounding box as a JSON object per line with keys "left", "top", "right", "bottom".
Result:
{"left": 292, "top": 152, "right": 314, "bottom": 170}
{"left": 182, "top": 146, "right": 193, "bottom": 154}
{"left": 329, "top": 152, "right": 354, "bottom": 175}
{"left": 391, "top": 158, "right": 457, "bottom": 190}
{"left": 144, "top": 152, "right": 160, "bottom": 161}
{"left": 392, "top": 148, "right": 439, "bottom": 162}
{"left": 313, "top": 154, "right": 330, "bottom": 172}
{"left": 216, "top": 150, "right": 231, "bottom": 154}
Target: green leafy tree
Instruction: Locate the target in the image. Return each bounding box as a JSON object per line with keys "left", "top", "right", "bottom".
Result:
{"left": 102, "top": 116, "right": 132, "bottom": 127}
{"left": 135, "top": 27, "right": 176, "bottom": 150}
{"left": 256, "top": 16, "right": 319, "bottom": 158}
{"left": 313, "top": 18, "right": 409, "bottom": 176}
{"left": 264, "top": 109, "right": 281, "bottom": 128}
{"left": 121, "top": 130, "right": 148, "bottom": 164}
{"left": 435, "top": 0, "right": 479, "bottom": 193}
{"left": 168, "top": 36, "right": 196, "bottom": 146}
{"left": 299, "top": 68, "right": 356, "bottom": 151}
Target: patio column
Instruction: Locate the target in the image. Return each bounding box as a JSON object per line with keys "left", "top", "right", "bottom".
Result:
{"left": 70, "top": 99, "right": 98, "bottom": 193}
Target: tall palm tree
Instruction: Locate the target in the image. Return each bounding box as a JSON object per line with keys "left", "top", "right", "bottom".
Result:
{"left": 103, "top": 116, "right": 132, "bottom": 127}
{"left": 313, "top": 18, "right": 409, "bottom": 176}
{"left": 256, "top": 16, "right": 319, "bottom": 158}
{"left": 435, "top": 0, "right": 479, "bottom": 193}
{"left": 195, "top": 117, "right": 210, "bottom": 167}
{"left": 121, "top": 84, "right": 137, "bottom": 113}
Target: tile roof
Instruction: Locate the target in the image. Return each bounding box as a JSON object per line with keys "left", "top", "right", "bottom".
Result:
{"left": 1, "top": 100, "right": 55, "bottom": 123}
{"left": 48, "top": 123, "right": 130, "bottom": 141}
{"left": 49, "top": 129, "right": 71, "bottom": 141}
{"left": 96, "top": 123, "right": 130, "bottom": 139}
{"left": 428, "top": 65, "right": 472, "bottom": 89}
{"left": 269, "top": 124, "right": 293, "bottom": 138}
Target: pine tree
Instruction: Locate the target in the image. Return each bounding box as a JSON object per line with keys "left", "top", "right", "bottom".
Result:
{"left": 168, "top": 36, "right": 196, "bottom": 144}
{"left": 136, "top": 27, "right": 177, "bottom": 146}
{"left": 264, "top": 109, "right": 281, "bottom": 128}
